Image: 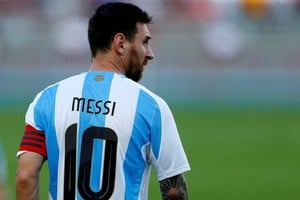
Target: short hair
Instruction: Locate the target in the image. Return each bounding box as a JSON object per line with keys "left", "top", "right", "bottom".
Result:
{"left": 88, "top": 2, "right": 153, "bottom": 57}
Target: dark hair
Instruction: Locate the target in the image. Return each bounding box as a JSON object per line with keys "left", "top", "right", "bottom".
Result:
{"left": 88, "top": 2, "right": 153, "bottom": 57}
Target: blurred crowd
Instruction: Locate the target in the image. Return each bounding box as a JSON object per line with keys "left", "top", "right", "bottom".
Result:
{"left": 1, "top": 0, "right": 300, "bottom": 69}
{"left": 1, "top": 0, "right": 300, "bottom": 20}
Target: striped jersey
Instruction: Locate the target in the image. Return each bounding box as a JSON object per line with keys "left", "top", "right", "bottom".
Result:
{"left": 18, "top": 71, "right": 190, "bottom": 200}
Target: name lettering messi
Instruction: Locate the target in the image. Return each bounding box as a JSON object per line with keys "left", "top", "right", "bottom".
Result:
{"left": 72, "top": 97, "right": 116, "bottom": 116}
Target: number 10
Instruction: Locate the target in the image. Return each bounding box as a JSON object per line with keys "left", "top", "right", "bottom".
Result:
{"left": 64, "top": 124, "right": 118, "bottom": 199}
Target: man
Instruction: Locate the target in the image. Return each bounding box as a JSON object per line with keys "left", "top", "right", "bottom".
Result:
{"left": 16, "top": 2, "right": 190, "bottom": 200}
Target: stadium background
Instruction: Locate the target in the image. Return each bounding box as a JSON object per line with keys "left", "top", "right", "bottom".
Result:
{"left": 1, "top": 0, "right": 300, "bottom": 199}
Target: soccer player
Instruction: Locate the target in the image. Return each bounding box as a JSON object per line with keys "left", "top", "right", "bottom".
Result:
{"left": 16, "top": 2, "right": 190, "bottom": 200}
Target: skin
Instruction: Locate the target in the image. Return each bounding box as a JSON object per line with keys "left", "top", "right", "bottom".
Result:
{"left": 159, "top": 175, "right": 189, "bottom": 200}
{"left": 90, "top": 22, "right": 154, "bottom": 82}
{"left": 16, "top": 22, "right": 188, "bottom": 200}
{"left": 0, "top": 183, "right": 7, "bottom": 200}
{"left": 16, "top": 152, "right": 44, "bottom": 200}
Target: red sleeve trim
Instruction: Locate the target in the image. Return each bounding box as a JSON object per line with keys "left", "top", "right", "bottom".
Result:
{"left": 19, "top": 125, "right": 47, "bottom": 158}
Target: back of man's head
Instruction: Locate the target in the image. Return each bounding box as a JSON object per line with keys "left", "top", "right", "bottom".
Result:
{"left": 88, "top": 2, "right": 153, "bottom": 57}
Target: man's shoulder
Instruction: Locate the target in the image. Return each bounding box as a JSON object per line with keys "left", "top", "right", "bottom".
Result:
{"left": 137, "top": 83, "right": 170, "bottom": 109}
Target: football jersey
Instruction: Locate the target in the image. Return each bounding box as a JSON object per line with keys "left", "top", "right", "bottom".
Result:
{"left": 18, "top": 71, "right": 190, "bottom": 200}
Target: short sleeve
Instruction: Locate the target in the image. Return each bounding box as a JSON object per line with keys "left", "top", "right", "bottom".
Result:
{"left": 150, "top": 100, "right": 190, "bottom": 181}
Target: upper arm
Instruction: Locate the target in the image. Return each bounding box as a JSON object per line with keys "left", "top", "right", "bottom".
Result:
{"left": 17, "top": 152, "right": 45, "bottom": 179}
{"left": 0, "top": 183, "right": 7, "bottom": 200}
{"left": 16, "top": 152, "right": 45, "bottom": 200}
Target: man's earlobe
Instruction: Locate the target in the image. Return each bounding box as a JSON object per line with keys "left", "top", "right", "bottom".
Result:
{"left": 118, "top": 47, "right": 124, "bottom": 55}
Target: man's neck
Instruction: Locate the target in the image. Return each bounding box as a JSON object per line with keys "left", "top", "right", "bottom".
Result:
{"left": 90, "top": 53, "right": 126, "bottom": 74}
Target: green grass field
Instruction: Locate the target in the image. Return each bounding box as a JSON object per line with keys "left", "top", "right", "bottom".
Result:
{"left": 1, "top": 104, "right": 300, "bottom": 199}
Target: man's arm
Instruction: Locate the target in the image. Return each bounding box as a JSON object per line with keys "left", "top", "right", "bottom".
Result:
{"left": 0, "top": 183, "right": 7, "bottom": 200}
{"left": 16, "top": 152, "right": 45, "bottom": 200}
{"left": 159, "top": 174, "right": 189, "bottom": 200}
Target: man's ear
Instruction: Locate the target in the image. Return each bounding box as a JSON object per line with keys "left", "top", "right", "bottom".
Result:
{"left": 112, "top": 33, "right": 126, "bottom": 55}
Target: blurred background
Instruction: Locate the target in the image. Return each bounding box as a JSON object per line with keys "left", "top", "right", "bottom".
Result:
{"left": 1, "top": 0, "right": 300, "bottom": 199}
{"left": 1, "top": 0, "right": 300, "bottom": 105}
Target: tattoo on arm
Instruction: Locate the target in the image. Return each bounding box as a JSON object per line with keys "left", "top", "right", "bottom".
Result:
{"left": 159, "top": 174, "right": 189, "bottom": 200}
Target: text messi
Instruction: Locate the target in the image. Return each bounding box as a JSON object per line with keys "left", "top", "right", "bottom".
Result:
{"left": 72, "top": 97, "right": 116, "bottom": 116}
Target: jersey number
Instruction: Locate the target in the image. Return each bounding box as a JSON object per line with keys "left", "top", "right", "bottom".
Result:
{"left": 64, "top": 124, "right": 118, "bottom": 199}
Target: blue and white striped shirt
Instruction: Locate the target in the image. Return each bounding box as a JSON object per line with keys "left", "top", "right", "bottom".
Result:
{"left": 22, "top": 71, "right": 190, "bottom": 200}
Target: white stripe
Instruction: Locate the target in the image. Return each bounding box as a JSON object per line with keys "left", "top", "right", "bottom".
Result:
{"left": 25, "top": 91, "right": 43, "bottom": 129}
{"left": 155, "top": 99, "right": 191, "bottom": 181}
{"left": 55, "top": 73, "right": 86, "bottom": 199}
{"left": 106, "top": 74, "right": 140, "bottom": 199}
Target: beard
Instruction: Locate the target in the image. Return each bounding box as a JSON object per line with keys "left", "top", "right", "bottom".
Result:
{"left": 125, "top": 68, "right": 142, "bottom": 82}
{"left": 125, "top": 47, "right": 144, "bottom": 82}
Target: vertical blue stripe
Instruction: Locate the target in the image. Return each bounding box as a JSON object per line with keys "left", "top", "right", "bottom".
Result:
{"left": 124, "top": 90, "right": 162, "bottom": 199}
{"left": 150, "top": 102, "right": 162, "bottom": 160}
{"left": 77, "top": 72, "right": 114, "bottom": 198}
{"left": 34, "top": 84, "right": 59, "bottom": 199}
